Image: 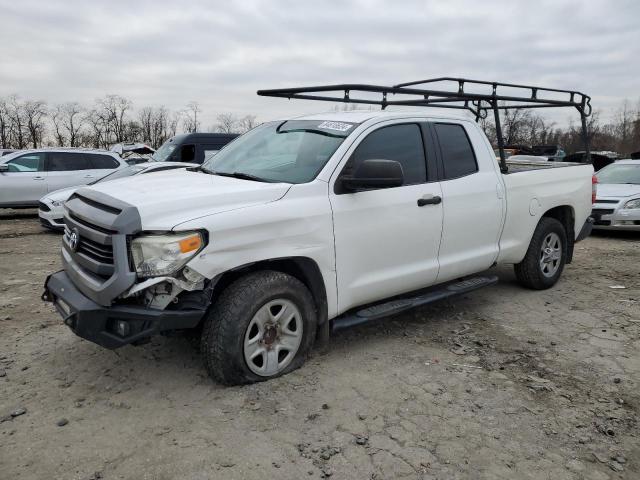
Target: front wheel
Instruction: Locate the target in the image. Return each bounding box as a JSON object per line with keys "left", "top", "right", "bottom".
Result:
{"left": 514, "top": 217, "right": 568, "bottom": 290}
{"left": 200, "top": 271, "right": 317, "bottom": 385}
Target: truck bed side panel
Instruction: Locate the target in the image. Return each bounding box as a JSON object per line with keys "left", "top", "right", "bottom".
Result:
{"left": 498, "top": 164, "right": 593, "bottom": 264}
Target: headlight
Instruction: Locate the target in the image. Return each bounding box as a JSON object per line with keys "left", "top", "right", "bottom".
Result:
{"left": 51, "top": 200, "right": 64, "bottom": 207}
{"left": 623, "top": 198, "right": 640, "bottom": 209}
{"left": 130, "top": 231, "right": 205, "bottom": 278}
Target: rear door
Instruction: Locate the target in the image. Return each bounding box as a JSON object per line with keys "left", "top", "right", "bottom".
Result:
{"left": 0, "top": 153, "right": 47, "bottom": 206}
{"left": 431, "top": 121, "right": 504, "bottom": 282}
{"left": 330, "top": 121, "right": 443, "bottom": 313}
{"left": 45, "top": 152, "right": 93, "bottom": 192}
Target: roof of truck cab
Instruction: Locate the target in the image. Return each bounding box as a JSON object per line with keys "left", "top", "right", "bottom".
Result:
{"left": 293, "top": 109, "right": 474, "bottom": 123}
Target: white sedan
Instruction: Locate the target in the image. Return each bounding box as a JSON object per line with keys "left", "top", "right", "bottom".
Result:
{"left": 39, "top": 161, "right": 197, "bottom": 230}
{"left": 592, "top": 160, "right": 640, "bottom": 231}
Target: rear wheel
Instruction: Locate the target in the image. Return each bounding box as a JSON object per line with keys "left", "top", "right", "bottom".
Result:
{"left": 200, "top": 270, "right": 316, "bottom": 385}
{"left": 514, "top": 217, "right": 567, "bottom": 290}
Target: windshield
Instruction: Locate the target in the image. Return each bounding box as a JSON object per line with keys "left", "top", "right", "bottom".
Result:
{"left": 596, "top": 163, "right": 640, "bottom": 184}
{"left": 201, "top": 120, "right": 356, "bottom": 183}
{"left": 90, "top": 165, "right": 146, "bottom": 184}
{"left": 152, "top": 141, "right": 177, "bottom": 162}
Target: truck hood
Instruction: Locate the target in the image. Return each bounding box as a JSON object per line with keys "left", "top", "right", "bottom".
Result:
{"left": 82, "top": 169, "right": 291, "bottom": 230}
{"left": 596, "top": 183, "right": 640, "bottom": 199}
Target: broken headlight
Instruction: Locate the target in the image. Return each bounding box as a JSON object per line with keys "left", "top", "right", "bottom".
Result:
{"left": 130, "top": 231, "right": 206, "bottom": 278}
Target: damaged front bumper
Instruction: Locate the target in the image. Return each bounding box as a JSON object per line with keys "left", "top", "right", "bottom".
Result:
{"left": 43, "top": 271, "right": 205, "bottom": 349}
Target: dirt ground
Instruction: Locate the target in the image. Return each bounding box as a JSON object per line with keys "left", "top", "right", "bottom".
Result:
{"left": 0, "top": 209, "right": 638, "bottom": 480}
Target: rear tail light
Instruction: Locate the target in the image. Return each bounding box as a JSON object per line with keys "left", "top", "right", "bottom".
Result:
{"left": 592, "top": 175, "right": 598, "bottom": 204}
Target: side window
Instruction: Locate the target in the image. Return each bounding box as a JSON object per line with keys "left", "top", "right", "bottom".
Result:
{"left": 47, "top": 152, "right": 91, "bottom": 172}
{"left": 87, "top": 153, "right": 119, "bottom": 169}
{"left": 6, "top": 153, "right": 44, "bottom": 172}
{"left": 203, "top": 144, "right": 221, "bottom": 163}
{"left": 347, "top": 124, "right": 427, "bottom": 185}
{"left": 180, "top": 144, "right": 195, "bottom": 162}
{"left": 434, "top": 123, "right": 478, "bottom": 179}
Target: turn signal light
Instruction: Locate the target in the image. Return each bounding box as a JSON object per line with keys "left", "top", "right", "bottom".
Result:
{"left": 179, "top": 234, "right": 202, "bottom": 253}
{"left": 592, "top": 175, "right": 598, "bottom": 204}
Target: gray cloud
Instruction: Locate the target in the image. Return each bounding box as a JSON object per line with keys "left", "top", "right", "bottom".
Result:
{"left": 0, "top": 0, "right": 638, "bottom": 127}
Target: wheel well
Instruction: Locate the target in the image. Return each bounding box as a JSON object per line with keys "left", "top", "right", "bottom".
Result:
{"left": 542, "top": 205, "right": 575, "bottom": 263}
{"left": 209, "top": 257, "right": 329, "bottom": 325}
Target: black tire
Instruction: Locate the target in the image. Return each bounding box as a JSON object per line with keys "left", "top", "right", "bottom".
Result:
{"left": 514, "top": 217, "right": 567, "bottom": 290}
{"left": 200, "top": 270, "right": 317, "bottom": 385}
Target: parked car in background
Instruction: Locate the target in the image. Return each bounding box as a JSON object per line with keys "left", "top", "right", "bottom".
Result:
{"left": 0, "top": 148, "right": 127, "bottom": 208}
{"left": 152, "top": 133, "right": 239, "bottom": 164}
{"left": 564, "top": 152, "right": 616, "bottom": 171}
{"left": 592, "top": 159, "right": 640, "bottom": 231}
{"left": 530, "top": 145, "right": 566, "bottom": 161}
{"left": 38, "top": 161, "right": 197, "bottom": 230}
{"left": 110, "top": 143, "right": 156, "bottom": 165}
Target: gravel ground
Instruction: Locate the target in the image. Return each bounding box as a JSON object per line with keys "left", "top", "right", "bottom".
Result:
{"left": 0, "top": 209, "right": 638, "bottom": 480}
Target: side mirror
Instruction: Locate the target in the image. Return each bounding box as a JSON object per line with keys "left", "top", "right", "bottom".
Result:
{"left": 0, "top": 164, "right": 8, "bottom": 173}
{"left": 340, "top": 159, "right": 404, "bottom": 192}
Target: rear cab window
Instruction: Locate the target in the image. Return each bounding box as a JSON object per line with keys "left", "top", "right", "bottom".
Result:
{"left": 434, "top": 123, "right": 478, "bottom": 179}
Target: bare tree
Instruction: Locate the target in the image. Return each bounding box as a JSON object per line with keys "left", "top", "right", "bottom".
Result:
{"left": 183, "top": 101, "right": 201, "bottom": 133}
{"left": 84, "top": 108, "right": 106, "bottom": 148}
{"left": 96, "top": 94, "right": 133, "bottom": 144}
{"left": 0, "top": 98, "right": 10, "bottom": 148}
{"left": 61, "top": 102, "right": 84, "bottom": 147}
{"left": 238, "top": 114, "right": 258, "bottom": 133}
{"left": 215, "top": 113, "right": 238, "bottom": 134}
{"left": 8, "top": 95, "right": 27, "bottom": 149}
{"left": 23, "top": 100, "right": 48, "bottom": 148}
{"left": 50, "top": 104, "right": 67, "bottom": 146}
{"left": 138, "top": 106, "right": 154, "bottom": 144}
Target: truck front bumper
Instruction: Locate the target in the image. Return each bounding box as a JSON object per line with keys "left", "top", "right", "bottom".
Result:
{"left": 43, "top": 271, "right": 205, "bottom": 349}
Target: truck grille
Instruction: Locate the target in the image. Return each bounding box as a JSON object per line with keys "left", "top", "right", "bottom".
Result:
{"left": 63, "top": 195, "right": 120, "bottom": 279}
{"left": 65, "top": 227, "right": 114, "bottom": 265}
{"left": 61, "top": 190, "right": 140, "bottom": 306}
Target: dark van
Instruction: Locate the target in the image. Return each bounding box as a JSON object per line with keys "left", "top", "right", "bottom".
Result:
{"left": 152, "top": 133, "right": 239, "bottom": 164}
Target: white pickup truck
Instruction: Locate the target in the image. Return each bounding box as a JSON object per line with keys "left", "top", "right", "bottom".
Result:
{"left": 43, "top": 80, "right": 595, "bottom": 385}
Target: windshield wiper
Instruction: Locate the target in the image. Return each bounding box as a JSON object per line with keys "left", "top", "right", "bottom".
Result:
{"left": 210, "top": 171, "right": 272, "bottom": 182}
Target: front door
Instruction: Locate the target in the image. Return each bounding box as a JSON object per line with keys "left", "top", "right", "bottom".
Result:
{"left": 330, "top": 122, "right": 443, "bottom": 314}
{"left": 0, "top": 152, "right": 47, "bottom": 206}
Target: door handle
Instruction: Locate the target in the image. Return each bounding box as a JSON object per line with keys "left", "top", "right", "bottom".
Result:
{"left": 84, "top": 175, "right": 94, "bottom": 178}
{"left": 417, "top": 195, "right": 442, "bottom": 206}
{"left": 33, "top": 176, "right": 45, "bottom": 180}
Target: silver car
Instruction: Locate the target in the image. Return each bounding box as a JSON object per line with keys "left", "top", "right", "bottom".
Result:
{"left": 38, "top": 161, "right": 197, "bottom": 230}
{"left": 0, "top": 148, "right": 127, "bottom": 209}
{"left": 592, "top": 160, "right": 640, "bottom": 231}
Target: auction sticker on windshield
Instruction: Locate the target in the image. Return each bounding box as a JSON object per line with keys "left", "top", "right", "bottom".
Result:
{"left": 318, "top": 121, "right": 354, "bottom": 132}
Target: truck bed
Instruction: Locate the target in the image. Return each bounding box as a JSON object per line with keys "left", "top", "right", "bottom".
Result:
{"left": 505, "top": 160, "right": 584, "bottom": 174}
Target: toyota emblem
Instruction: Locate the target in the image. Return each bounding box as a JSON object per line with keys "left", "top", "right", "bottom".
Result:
{"left": 69, "top": 229, "right": 80, "bottom": 251}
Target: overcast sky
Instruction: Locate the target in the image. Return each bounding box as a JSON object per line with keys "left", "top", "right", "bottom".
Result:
{"left": 1, "top": 0, "right": 638, "bottom": 128}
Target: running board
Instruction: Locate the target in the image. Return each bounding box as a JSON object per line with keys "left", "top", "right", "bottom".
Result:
{"left": 331, "top": 275, "right": 498, "bottom": 332}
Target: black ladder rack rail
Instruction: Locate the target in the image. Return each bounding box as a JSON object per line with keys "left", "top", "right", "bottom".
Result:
{"left": 257, "top": 77, "right": 592, "bottom": 174}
